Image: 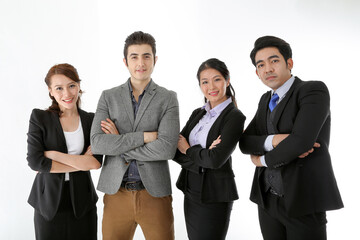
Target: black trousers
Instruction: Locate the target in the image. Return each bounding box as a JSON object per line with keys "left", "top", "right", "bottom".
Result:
{"left": 34, "top": 182, "right": 97, "bottom": 240}
{"left": 184, "top": 196, "right": 233, "bottom": 240}
{"left": 258, "top": 192, "right": 327, "bottom": 240}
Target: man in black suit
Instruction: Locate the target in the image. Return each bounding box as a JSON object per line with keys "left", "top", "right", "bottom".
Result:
{"left": 239, "top": 36, "right": 343, "bottom": 240}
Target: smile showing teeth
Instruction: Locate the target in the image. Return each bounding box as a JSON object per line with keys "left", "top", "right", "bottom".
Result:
{"left": 209, "top": 91, "right": 218, "bottom": 96}
{"left": 63, "top": 99, "right": 73, "bottom": 103}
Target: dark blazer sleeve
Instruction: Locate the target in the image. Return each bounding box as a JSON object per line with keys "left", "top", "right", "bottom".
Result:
{"left": 85, "top": 111, "right": 103, "bottom": 165}
{"left": 186, "top": 108, "right": 246, "bottom": 169}
{"left": 239, "top": 94, "right": 269, "bottom": 156}
{"left": 173, "top": 108, "right": 203, "bottom": 174}
{"left": 264, "top": 81, "right": 330, "bottom": 168}
{"left": 27, "top": 109, "right": 53, "bottom": 172}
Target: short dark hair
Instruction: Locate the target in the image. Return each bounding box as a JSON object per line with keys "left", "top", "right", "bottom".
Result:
{"left": 45, "top": 63, "right": 82, "bottom": 116}
{"left": 123, "top": 31, "right": 156, "bottom": 63}
{"left": 197, "top": 58, "right": 237, "bottom": 107}
{"left": 250, "top": 36, "right": 292, "bottom": 66}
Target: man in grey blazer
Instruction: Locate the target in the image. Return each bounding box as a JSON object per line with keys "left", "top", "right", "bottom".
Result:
{"left": 91, "top": 31, "right": 179, "bottom": 240}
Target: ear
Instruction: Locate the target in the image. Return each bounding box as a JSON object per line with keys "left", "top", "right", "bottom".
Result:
{"left": 48, "top": 87, "right": 53, "bottom": 96}
{"left": 154, "top": 56, "right": 158, "bottom": 65}
{"left": 256, "top": 69, "right": 260, "bottom": 78}
{"left": 227, "top": 78, "right": 230, "bottom": 87}
{"left": 287, "top": 58, "right": 293, "bottom": 70}
{"left": 123, "top": 58, "right": 128, "bottom": 67}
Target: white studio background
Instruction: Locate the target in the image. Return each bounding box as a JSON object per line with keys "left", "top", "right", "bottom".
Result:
{"left": 1, "top": 0, "right": 359, "bottom": 239}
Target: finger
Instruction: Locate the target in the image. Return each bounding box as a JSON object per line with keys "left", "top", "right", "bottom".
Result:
{"left": 313, "top": 142, "right": 321, "bottom": 148}
{"left": 101, "top": 127, "right": 110, "bottom": 134}
{"left": 308, "top": 148, "right": 314, "bottom": 153}
{"left": 106, "top": 118, "right": 116, "bottom": 127}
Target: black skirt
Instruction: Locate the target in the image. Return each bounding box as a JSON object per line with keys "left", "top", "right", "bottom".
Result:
{"left": 34, "top": 182, "right": 97, "bottom": 240}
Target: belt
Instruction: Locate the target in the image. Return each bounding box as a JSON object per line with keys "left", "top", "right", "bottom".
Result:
{"left": 269, "top": 188, "right": 284, "bottom": 197}
{"left": 121, "top": 181, "right": 145, "bottom": 191}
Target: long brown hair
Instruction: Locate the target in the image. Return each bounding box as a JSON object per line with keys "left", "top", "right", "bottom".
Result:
{"left": 44, "top": 63, "right": 82, "bottom": 116}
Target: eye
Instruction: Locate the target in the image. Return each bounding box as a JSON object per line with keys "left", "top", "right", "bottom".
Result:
{"left": 257, "top": 64, "right": 264, "bottom": 69}
{"left": 201, "top": 80, "right": 208, "bottom": 85}
{"left": 145, "top": 55, "right": 151, "bottom": 59}
{"left": 69, "top": 84, "right": 76, "bottom": 88}
{"left": 272, "top": 59, "right": 279, "bottom": 63}
{"left": 215, "top": 78, "right": 221, "bottom": 82}
{"left": 55, "top": 87, "right": 63, "bottom": 91}
{"left": 131, "top": 56, "right": 137, "bottom": 60}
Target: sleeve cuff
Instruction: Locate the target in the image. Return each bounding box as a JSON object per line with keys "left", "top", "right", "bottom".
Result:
{"left": 264, "top": 135, "right": 275, "bottom": 152}
{"left": 260, "top": 156, "right": 268, "bottom": 167}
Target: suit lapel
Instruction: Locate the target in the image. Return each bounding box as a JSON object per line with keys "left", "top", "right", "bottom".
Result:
{"left": 258, "top": 91, "right": 272, "bottom": 134}
{"left": 79, "top": 109, "right": 89, "bottom": 154}
{"left": 51, "top": 112, "right": 68, "bottom": 153}
{"left": 133, "top": 80, "right": 157, "bottom": 131}
{"left": 120, "top": 81, "right": 136, "bottom": 128}
{"left": 205, "top": 102, "right": 234, "bottom": 147}
{"left": 272, "top": 78, "right": 301, "bottom": 128}
{"left": 186, "top": 109, "right": 206, "bottom": 138}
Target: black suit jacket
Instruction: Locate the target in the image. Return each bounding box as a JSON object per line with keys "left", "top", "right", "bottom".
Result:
{"left": 239, "top": 77, "right": 343, "bottom": 217}
{"left": 27, "top": 108, "right": 103, "bottom": 221}
{"left": 174, "top": 102, "right": 246, "bottom": 203}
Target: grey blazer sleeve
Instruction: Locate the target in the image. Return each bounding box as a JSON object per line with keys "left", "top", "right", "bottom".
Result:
{"left": 90, "top": 90, "right": 144, "bottom": 155}
{"left": 123, "top": 91, "right": 180, "bottom": 161}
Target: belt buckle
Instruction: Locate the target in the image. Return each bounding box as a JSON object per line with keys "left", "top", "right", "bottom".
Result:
{"left": 125, "top": 181, "right": 137, "bottom": 191}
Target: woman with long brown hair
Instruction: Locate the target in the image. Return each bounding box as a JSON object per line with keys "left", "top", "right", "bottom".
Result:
{"left": 26, "top": 63, "right": 102, "bottom": 240}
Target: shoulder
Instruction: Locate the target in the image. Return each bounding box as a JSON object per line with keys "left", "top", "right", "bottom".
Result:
{"left": 189, "top": 107, "right": 204, "bottom": 118}
{"left": 78, "top": 108, "right": 94, "bottom": 121}
{"left": 153, "top": 83, "right": 177, "bottom": 98}
{"left": 30, "top": 108, "right": 53, "bottom": 122}
{"left": 225, "top": 104, "right": 246, "bottom": 122}
{"left": 295, "top": 77, "right": 329, "bottom": 93}
{"left": 102, "top": 83, "right": 125, "bottom": 96}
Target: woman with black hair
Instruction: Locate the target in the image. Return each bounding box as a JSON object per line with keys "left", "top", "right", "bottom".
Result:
{"left": 174, "top": 58, "right": 246, "bottom": 240}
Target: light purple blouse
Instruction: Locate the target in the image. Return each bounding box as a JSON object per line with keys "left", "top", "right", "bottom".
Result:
{"left": 189, "top": 97, "right": 232, "bottom": 148}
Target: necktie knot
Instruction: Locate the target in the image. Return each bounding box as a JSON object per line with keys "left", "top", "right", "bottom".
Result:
{"left": 269, "top": 93, "right": 279, "bottom": 112}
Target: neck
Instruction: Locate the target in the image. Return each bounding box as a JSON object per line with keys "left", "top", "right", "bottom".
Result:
{"left": 60, "top": 107, "right": 79, "bottom": 118}
{"left": 130, "top": 78, "right": 150, "bottom": 94}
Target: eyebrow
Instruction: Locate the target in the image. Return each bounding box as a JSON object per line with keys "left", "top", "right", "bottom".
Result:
{"left": 129, "top": 53, "right": 152, "bottom": 57}
{"left": 255, "top": 55, "right": 280, "bottom": 65}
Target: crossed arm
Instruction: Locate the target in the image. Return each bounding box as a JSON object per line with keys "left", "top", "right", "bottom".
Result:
{"left": 44, "top": 147, "right": 101, "bottom": 173}
{"left": 91, "top": 91, "right": 180, "bottom": 161}
{"left": 241, "top": 81, "right": 329, "bottom": 168}
{"left": 174, "top": 110, "right": 245, "bottom": 171}
{"left": 27, "top": 111, "right": 101, "bottom": 174}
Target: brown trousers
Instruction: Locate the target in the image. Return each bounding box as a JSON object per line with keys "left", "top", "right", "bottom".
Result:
{"left": 102, "top": 188, "right": 174, "bottom": 240}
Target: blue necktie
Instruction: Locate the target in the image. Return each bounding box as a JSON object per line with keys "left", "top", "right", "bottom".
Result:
{"left": 269, "top": 93, "right": 279, "bottom": 112}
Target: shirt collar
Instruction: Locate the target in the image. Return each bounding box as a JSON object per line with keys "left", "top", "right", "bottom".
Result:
{"left": 128, "top": 79, "right": 152, "bottom": 96}
{"left": 273, "top": 75, "right": 295, "bottom": 99}
{"left": 203, "top": 97, "right": 232, "bottom": 117}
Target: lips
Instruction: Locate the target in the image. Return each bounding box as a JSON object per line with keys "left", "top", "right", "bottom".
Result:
{"left": 266, "top": 75, "right": 276, "bottom": 81}
{"left": 209, "top": 91, "right": 219, "bottom": 96}
{"left": 63, "top": 98, "right": 74, "bottom": 103}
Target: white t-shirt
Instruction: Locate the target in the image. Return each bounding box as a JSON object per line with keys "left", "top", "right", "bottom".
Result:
{"left": 63, "top": 118, "right": 84, "bottom": 181}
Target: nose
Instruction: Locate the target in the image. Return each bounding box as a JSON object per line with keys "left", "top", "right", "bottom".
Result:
{"left": 138, "top": 58, "right": 145, "bottom": 67}
{"left": 265, "top": 64, "right": 273, "bottom": 73}
{"left": 63, "top": 88, "right": 71, "bottom": 97}
{"left": 208, "top": 80, "right": 214, "bottom": 90}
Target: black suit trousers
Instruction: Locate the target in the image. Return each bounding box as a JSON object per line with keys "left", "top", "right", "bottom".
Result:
{"left": 258, "top": 192, "right": 327, "bottom": 240}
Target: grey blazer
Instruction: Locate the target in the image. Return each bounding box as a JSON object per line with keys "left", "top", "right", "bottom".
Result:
{"left": 91, "top": 79, "right": 179, "bottom": 197}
